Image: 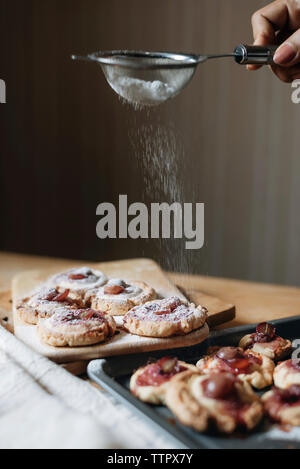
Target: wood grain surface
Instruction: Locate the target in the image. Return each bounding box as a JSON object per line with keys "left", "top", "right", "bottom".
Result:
{"left": 12, "top": 259, "right": 211, "bottom": 363}
{"left": 170, "top": 272, "right": 300, "bottom": 329}
{"left": 2, "top": 251, "right": 300, "bottom": 331}
{"left": 2, "top": 250, "right": 300, "bottom": 375}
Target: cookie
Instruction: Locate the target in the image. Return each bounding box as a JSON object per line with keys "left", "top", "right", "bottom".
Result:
{"left": 239, "top": 322, "right": 292, "bottom": 360}
{"left": 16, "top": 286, "right": 82, "bottom": 325}
{"left": 86, "top": 278, "right": 156, "bottom": 316}
{"left": 123, "top": 296, "right": 207, "bottom": 338}
{"left": 165, "top": 370, "right": 263, "bottom": 433}
{"left": 262, "top": 385, "right": 300, "bottom": 426}
{"left": 48, "top": 267, "right": 107, "bottom": 301}
{"left": 196, "top": 346, "right": 274, "bottom": 389}
{"left": 273, "top": 359, "right": 300, "bottom": 389}
{"left": 37, "top": 307, "right": 116, "bottom": 347}
{"left": 130, "top": 356, "right": 198, "bottom": 405}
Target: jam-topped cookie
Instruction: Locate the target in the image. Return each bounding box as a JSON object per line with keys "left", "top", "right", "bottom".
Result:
{"left": 273, "top": 359, "right": 300, "bottom": 389}
{"left": 86, "top": 278, "right": 156, "bottom": 316}
{"left": 130, "top": 357, "right": 198, "bottom": 405}
{"left": 262, "top": 385, "right": 300, "bottom": 426}
{"left": 16, "top": 286, "right": 82, "bottom": 325}
{"left": 123, "top": 296, "right": 208, "bottom": 338}
{"left": 196, "top": 346, "right": 274, "bottom": 389}
{"left": 37, "top": 307, "right": 116, "bottom": 347}
{"left": 165, "top": 370, "right": 263, "bottom": 433}
{"left": 48, "top": 267, "right": 107, "bottom": 301}
{"left": 239, "top": 322, "right": 292, "bottom": 360}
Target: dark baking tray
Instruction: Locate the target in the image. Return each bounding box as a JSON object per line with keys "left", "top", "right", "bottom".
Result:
{"left": 88, "top": 316, "right": 300, "bottom": 449}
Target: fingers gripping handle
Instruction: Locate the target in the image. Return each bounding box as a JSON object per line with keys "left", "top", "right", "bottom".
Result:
{"left": 234, "top": 44, "right": 277, "bottom": 65}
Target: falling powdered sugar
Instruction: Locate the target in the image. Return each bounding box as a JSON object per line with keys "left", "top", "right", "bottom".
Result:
{"left": 130, "top": 121, "right": 194, "bottom": 273}
{"left": 110, "top": 71, "right": 198, "bottom": 273}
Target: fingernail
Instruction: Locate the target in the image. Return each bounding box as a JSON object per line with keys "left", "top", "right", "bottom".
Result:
{"left": 247, "top": 65, "right": 258, "bottom": 71}
{"left": 274, "top": 44, "right": 296, "bottom": 65}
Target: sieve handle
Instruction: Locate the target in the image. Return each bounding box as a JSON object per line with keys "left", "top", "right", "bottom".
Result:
{"left": 234, "top": 44, "right": 277, "bottom": 65}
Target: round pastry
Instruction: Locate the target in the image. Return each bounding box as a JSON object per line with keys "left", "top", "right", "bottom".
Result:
{"left": 130, "top": 356, "right": 198, "bottom": 405}
{"left": 86, "top": 278, "right": 156, "bottom": 316}
{"left": 165, "top": 370, "right": 263, "bottom": 433}
{"left": 273, "top": 359, "right": 300, "bottom": 389}
{"left": 165, "top": 370, "right": 209, "bottom": 432}
{"left": 37, "top": 307, "right": 116, "bottom": 347}
{"left": 239, "top": 322, "right": 292, "bottom": 361}
{"left": 16, "top": 286, "right": 82, "bottom": 325}
{"left": 262, "top": 385, "right": 300, "bottom": 426}
{"left": 196, "top": 346, "right": 274, "bottom": 389}
{"left": 123, "top": 296, "right": 208, "bottom": 338}
{"left": 48, "top": 267, "right": 107, "bottom": 301}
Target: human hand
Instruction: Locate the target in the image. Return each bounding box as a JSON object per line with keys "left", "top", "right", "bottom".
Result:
{"left": 250, "top": 0, "right": 300, "bottom": 82}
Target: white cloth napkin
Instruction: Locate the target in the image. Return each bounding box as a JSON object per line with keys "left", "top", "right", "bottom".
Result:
{"left": 0, "top": 325, "right": 176, "bottom": 449}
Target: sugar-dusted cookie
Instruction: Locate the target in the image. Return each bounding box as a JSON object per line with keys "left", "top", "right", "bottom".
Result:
{"left": 273, "top": 359, "right": 300, "bottom": 389}
{"left": 16, "top": 286, "right": 82, "bottom": 325}
{"left": 239, "top": 322, "right": 292, "bottom": 361}
{"left": 262, "top": 385, "right": 300, "bottom": 426}
{"left": 86, "top": 278, "right": 156, "bottom": 316}
{"left": 48, "top": 267, "right": 107, "bottom": 301}
{"left": 196, "top": 346, "right": 274, "bottom": 389}
{"left": 123, "top": 296, "right": 207, "bottom": 338}
{"left": 37, "top": 307, "right": 116, "bottom": 347}
{"left": 130, "top": 356, "right": 198, "bottom": 405}
{"left": 165, "top": 370, "right": 263, "bottom": 433}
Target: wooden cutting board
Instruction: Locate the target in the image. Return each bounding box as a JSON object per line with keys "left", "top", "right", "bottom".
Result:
{"left": 12, "top": 259, "right": 234, "bottom": 365}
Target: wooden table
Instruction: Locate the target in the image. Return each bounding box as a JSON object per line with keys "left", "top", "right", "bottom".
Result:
{"left": 1, "top": 251, "right": 300, "bottom": 332}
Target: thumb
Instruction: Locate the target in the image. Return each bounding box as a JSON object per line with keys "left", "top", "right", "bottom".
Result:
{"left": 274, "top": 30, "right": 300, "bottom": 66}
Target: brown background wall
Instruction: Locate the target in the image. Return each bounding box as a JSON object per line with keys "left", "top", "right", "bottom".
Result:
{"left": 1, "top": 0, "right": 300, "bottom": 285}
